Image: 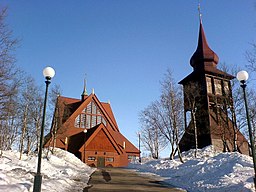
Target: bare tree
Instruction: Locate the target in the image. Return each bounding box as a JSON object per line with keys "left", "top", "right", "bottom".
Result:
{"left": 244, "top": 43, "right": 256, "bottom": 137}
{"left": 159, "top": 70, "right": 184, "bottom": 161}
{"left": 0, "top": 7, "right": 19, "bottom": 156}
{"left": 246, "top": 89, "right": 256, "bottom": 139}
{"left": 139, "top": 104, "right": 167, "bottom": 159}
{"left": 183, "top": 81, "right": 201, "bottom": 158}
{"left": 46, "top": 85, "right": 63, "bottom": 154}
{"left": 218, "top": 63, "right": 241, "bottom": 152}
{"left": 246, "top": 44, "right": 256, "bottom": 74}
{"left": 0, "top": 85, "right": 19, "bottom": 153}
{"left": 139, "top": 69, "right": 184, "bottom": 161}
{"left": 219, "top": 62, "right": 256, "bottom": 153}
{"left": 29, "top": 85, "right": 44, "bottom": 153}
{"left": 18, "top": 76, "right": 44, "bottom": 158}
{"left": 19, "top": 103, "right": 28, "bottom": 159}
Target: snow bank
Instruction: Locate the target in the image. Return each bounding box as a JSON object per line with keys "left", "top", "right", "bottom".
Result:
{"left": 0, "top": 148, "right": 95, "bottom": 192}
{"left": 1, "top": 146, "right": 254, "bottom": 191}
{"left": 129, "top": 146, "right": 255, "bottom": 192}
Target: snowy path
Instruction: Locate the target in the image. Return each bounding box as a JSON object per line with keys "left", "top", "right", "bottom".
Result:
{"left": 84, "top": 168, "right": 184, "bottom": 192}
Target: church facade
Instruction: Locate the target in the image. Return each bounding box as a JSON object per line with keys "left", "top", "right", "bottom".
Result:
{"left": 44, "top": 86, "right": 140, "bottom": 167}
{"left": 178, "top": 19, "right": 249, "bottom": 154}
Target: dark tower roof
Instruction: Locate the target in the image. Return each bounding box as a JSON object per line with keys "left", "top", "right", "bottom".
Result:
{"left": 179, "top": 20, "right": 234, "bottom": 85}
{"left": 190, "top": 20, "right": 219, "bottom": 70}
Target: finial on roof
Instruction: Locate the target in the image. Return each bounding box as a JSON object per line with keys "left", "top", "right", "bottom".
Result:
{"left": 81, "top": 79, "right": 88, "bottom": 96}
{"left": 198, "top": 0, "right": 202, "bottom": 22}
{"left": 81, "top": 77, "right": 88, "bottom": 101}
{"left": 108, "top": 100, "right": 111, "bottom": 104}
{"left": 92, "top": 88, "right": 95, "bottom": 95}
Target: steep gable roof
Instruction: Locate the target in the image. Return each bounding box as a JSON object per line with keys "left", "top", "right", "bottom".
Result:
{"left": 108, "top": 129, "right": 140, "bottom": 154}
{"left": 79, "top": 123, "right": 124, "bottom": 155}
{"left": 58, "top": 96, "right": 80, "bottom": 104}
{"left": 55, "top": 96, "right": 83, "bottom": 124}
{"left": 76, "top": 123, "right": 139, "bottom": 154}
{"left": 91, "top": 95, "right": 119, "bottom": 132}
{"left": 101, "top": 102, "right": 118, "bottom": 129}
{"left": 67, "top": 93, "right": 119, "bottom": 132}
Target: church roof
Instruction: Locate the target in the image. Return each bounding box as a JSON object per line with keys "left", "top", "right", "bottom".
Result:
{"left": 44, "top": 90, "right": 139, "bottom": 154}
{"left": 79, "top": 123, "right": 139, "bottom": 154}
{"left": 108, "top": 127, "right": 139, "bottom": 153}
{"left": 56, "top": 93, "right": 119, "bottom": 132}
{"left": 101, "top": 102, "right": 118, "bottom": 129}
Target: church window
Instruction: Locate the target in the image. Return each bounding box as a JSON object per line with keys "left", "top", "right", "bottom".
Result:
{"left": 88, "top": 156, "right": 96, "bottom": 161}
{"left": 106, "top": 157, "right": 114, "bottom": 162}
{"left": 74, "top": 101, "right": 107, "bottom": 128}
{"left": 92, "top": 103, "right": 97, "bottom": 114}
{"left": 128, "top": 155, "right": 136, "bottom": 160}
{"left": 80, "top": 113, "right": 86, "bottom": 128}
{"left": 214, "top": 79, "right": 222, "bottom": 95}
{"left": 91, "top": 115, "right": 97, "bottom": 127}
{"left": 87, "top": 102, "right": 91, "bottom": 113}
{"left": 86, "top": 115, "right": 91, "bottom": 128}
{"left": 75, "top": 116, "right": 80, "bottom": 127}
{"left": 96, "top": 116, "right": 101, "bottom": 125}
{"left": 206, "top": 77, "right": 213, "bottom": 94}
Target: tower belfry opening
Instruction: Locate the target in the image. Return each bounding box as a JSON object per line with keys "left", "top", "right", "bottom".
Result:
{"left": 178, "top": 16, "right": 249, "bottom": 154}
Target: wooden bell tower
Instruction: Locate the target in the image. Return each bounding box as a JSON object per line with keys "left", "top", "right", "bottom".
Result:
{"left": 178, "top": 20, "right": 249, "bottom": 154}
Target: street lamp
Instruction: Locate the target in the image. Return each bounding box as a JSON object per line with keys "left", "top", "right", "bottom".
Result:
{"left": 33, "top": 67, "right": 55, "bottom": 192}
{"left": 236, "top": 70, "right": 256, "bottom": 188}
{"left": 83, "top": 129, "right": 87, "bottom": 163}
{"left": 138, "top": 132, "right": 141, "bottom": 163}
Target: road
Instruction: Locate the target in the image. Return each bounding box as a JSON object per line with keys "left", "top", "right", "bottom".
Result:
{"left": 83, "top": 168, "right": 185, "bottom": 192}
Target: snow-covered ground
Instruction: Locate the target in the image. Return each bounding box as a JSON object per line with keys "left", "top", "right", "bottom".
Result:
{"left": 0, "top": 146, "right": 255, "bottom": 192}
{"left": 129, "top": 146, "right": 255, "bottom": 192}
{"left": 0, "top": 148, "right": 95, "bottom": 192}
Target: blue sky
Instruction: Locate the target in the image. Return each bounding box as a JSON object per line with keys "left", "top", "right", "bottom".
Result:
{"left": 2, "top": 0, "right": 256, "bottom": 157}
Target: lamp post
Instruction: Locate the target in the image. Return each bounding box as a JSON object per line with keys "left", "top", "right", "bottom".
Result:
{"left": 138, "top": 132, "right": 141, "bottom": 163}
{"left": 33, "top": 67, "right": 55, "bottom": 192}
{"left": 236, "top": 70, "right": 256, "bottom": 188}
{"left": 83, "top": 129, "right": 87, "bottom": 163}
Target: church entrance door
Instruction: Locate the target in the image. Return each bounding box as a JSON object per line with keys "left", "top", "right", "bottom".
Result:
{"left": 97, "top": 157, "right": 105, "bottom": 167}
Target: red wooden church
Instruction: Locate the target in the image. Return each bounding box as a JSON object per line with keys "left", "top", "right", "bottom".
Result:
{"left": 44, "top": 84, "right": 140, "bottom": 167}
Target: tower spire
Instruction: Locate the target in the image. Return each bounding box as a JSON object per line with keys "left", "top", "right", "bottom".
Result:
{"left": 190, "top": 6, "right": 219, "bottom": 70}
{"left": 81, "top": 79, "right": 88, "bottom": 101}
{"left": 198, "top": 0, "right": 202, "bottom": 23}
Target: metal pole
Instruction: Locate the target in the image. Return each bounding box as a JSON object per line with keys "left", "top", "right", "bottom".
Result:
{"left": 139, "top": 133, "right": 141, "bottom": 163}
{"left": 241, "top": 81, "right": 256, "bottom": 189}
{"left": 33, "top": 78, "right": 51, "bottom": 192}
{"left": 83, "top": 129, "right": 87, "bottom": 163}
{"left": 84, "top": 133, "right": 86, "bottom": 163}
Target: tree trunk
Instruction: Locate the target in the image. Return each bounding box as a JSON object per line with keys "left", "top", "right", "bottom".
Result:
{"left": 26, "top": 135, "right": 31, "bottom": 155}
{"left": 174, "top": 125, "right": 184, "bottom": 163}
{"left": 192, "top": 110, "right": 198, "bottom": 158}
{"left": 231, "top": 107, "right": 238, "bottom": 152}
{"left": 19, "top": 105, "right": 28, "bottom": 160}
